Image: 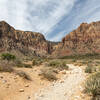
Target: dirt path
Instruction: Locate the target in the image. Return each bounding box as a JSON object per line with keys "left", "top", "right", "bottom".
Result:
{"left": 34, "top": 64, "right": 86, "bottom": 100}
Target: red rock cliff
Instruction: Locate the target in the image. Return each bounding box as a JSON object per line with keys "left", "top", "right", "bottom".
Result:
{"left": 0, "top": 21, "right": 52, "bottom": 57}
{"left": 53, "top": 21, "right": 100, "bottom": 57}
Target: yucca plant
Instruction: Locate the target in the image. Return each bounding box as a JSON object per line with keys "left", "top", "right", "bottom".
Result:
{"left": 85, "top": 72, "right": 100, "bottom": 100}
{"left": 85, "top": 66, "right": 92, "bottom": 73}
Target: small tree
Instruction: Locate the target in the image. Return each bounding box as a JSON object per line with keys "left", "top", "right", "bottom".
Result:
{"left": 1, "top": 53, "right": 16, "bottom": 61}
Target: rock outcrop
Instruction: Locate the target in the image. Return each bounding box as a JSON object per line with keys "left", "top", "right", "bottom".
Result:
{"left": 0, "top": 21, "right": 52, "bottom": 57}
{"left": 53, "top": 21, "right": 100, "bottom": 57}
{"left": 0, "top": 20, "right": 100, "bottom": 58}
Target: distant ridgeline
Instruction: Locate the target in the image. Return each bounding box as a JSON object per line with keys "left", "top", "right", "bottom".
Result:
{"left": 53, "top": 22, "right": 100, "bottom": 57}
{"left": 0, "top": 21, "right": 100, "bottom": 58}
{"left": 0, "top": 21, "right": 54, "bottom": 57}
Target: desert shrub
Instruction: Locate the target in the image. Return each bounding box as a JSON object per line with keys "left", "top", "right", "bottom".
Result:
{"left": 60, "top": 53, "right": 100, "bottom": 60}
{"left": 85, "top": 66, "right": 93, "bottom": 73}
{"left": 0, "top": 61, "right": 14, "bottom": 72}
{"left": 81, "top": 60, "right": 89, "bottom": 65}
{"left": 85, "top": 72, "right": 100, "bottom": 100}
{"left": 16, "top": 63, "right": 32, "bottom": 68}
{"left": 48, "top": 60, "right": 59, "bottom": 66}
{"left": 14, "top": 59, "right": 23, "bottom": 67}
{"left": 58, "top": 62, "right": 69, "bottom": 70}
{"left": 32, "top": 58, "right": 43, "bottom": 66}
{"left": 1, "top": 53, "right": 16, "bottom": 61}
{"left": 15, "top": 70, "right": 31, "bottom": 80}
{"left": 0, "top": 60, "right": 31, "bottom": 80}
{"left": 47, "top": 60, "right": 68, "bottom": 71}
{"left": 23, "top": 64, "right": 32, "bottom": 68}
{"left": 15, "top": 59, "right": 32, "bottom": 68}
{"left": 85, "top": 63, "right": 97, "bottom": 73}
{"left": 40, "top": 69, "right": 57, "bottom": 81}
{"left": 32, "top": 59, "right": 38, "bottom": 66}
{"left": 72, "top": 59, "right": 76, "bottom": 62}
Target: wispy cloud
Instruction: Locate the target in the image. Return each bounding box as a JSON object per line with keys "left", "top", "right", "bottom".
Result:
{"left": 50, "top": 30, "right": 67, "bottom": 41}
{"left": 48, "top": 0, "right": 100, "bottom": 41}
{"left": 0, "top": 0, "right": 100, "bottom": 41}
{"left": 0, "top": 0, "right": 77, "bottom": 38}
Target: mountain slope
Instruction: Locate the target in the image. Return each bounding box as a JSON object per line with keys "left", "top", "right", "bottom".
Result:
{"left": 0, "top": 21, "right": 53, "bottom": 57}
{"left": 0, "top": 20, "right": 100, "bottom": 58}
{"left": 53, "top": 21, "right": 100, "bottom": 57}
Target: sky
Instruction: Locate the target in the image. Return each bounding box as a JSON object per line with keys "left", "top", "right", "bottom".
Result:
{"left": 0, "top": 0, "right": 100, "bottom": 41}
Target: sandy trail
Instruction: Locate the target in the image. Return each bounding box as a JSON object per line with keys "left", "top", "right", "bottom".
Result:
{"left": 34, "top": 64, "right": 86, "bottom": 100}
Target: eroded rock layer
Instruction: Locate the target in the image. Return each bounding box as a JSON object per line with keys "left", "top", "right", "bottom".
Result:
{"left": 53, "top": 21, "right": 100, "bottom": 57}
{"left": 0, "top": 21, "right": 52, "bottom": 57}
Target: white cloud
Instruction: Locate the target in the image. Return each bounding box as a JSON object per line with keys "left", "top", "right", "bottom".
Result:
{"left": 50, "top": 30, "right": 67, "bottom": 41}
{"left": 49, "top": 0, "right": 100, "bottom": 41}
{"left": 28, "top": 0, "right": 77, "bottom": 35}
{"left": 0, "top": 0, "right": 77, "bottom": 37}
{"left": 2, "top": 0, "right": 100, "bottom": 41}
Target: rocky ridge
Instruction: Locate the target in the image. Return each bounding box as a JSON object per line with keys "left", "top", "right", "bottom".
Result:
{"left": 54, "top": 21, "right": 100, "bottom": 57}
{"left": 0, "top": 20, "right": 100, "bottom": 57}
{"left": 0, "top": 21, "right": 53, "bottom": 57}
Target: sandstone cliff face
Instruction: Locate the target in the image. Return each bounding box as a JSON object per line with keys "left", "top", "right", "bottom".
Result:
{"left": 54, "top": 21, "right": 100, "bottom": 57}
{"left": 0, "top": 21, "right": 52, "bottom": 57}
{"left": 0, "top": 21, "right": 100, "bottom": 58}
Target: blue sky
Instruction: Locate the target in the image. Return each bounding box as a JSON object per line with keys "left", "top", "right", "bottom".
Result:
{"left": 0, "top": 0, "right": 100, "bottom": 41}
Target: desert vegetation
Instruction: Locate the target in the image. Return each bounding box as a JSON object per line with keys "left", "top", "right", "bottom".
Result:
{"left": 40, "top": 68, "right": 58, "bottom": 81}
{"left": 37, "top": 59, "right": 69, "bottom": 81}
{"left": 0, "top": 53, "right": 32, "bottom": 80}
{"left": 0, "top": 60, "right": 14, "bottom": 73}
{"left": 0, "top": 52, "right": 100, "bottom": 99}
{"left": 85, "top": 72, "right": 100, "bottom": 100}
{"left": 15, "top": 59, "right": 32, "bottom": 68}
{"left": 46, "top": 60, "right": 69, "bottom": 70}
{"left": 60, "top": 53, "right": 100, "bottom": 60}
{"left": 1, "top": 53, "right": 16, "bottom": 61}
{"left": 32, "top": 58, "right": 44, "bottom": 66}
{"left": 15, "top": 70, "right": 32, "bottom": 80}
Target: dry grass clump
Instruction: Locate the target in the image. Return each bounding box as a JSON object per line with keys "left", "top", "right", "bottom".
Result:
{"left": 32, "top": 58, "right": 49, "bottom": 66}
{"left": 40, "top": 68, "right": 58, "bottom": 81}
{"left": 85, "top": 63, "right": 100, "bottom": 74}
{"left": 14, "top": 59, "right": 32, "bottom": 68}
{"left": 0, "top": 60, "right": 14, "bottom": 73}
{"left": 47, "top": 60, "right": 69, "bottom": 71}
{"left": 0, "top": 60, "right": 31, "bottom": 81}
{"left": 85, "top": 72, "right": 100, "bottom": 100}
{"left": 15, "top": 70, "right": 31, "bottom": 81}
{"left": 32, "top": 58, "right": 43, "bottom": 66}
{"left": 85, "top": 65, "right": 93, "bottom": 73}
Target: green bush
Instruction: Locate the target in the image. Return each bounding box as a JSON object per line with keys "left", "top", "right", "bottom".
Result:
{"left": 1, "top": 53, "right": 16, "bottom": 61}
{"left": 85, "top": 72, "right": 100, "bottom": 100}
